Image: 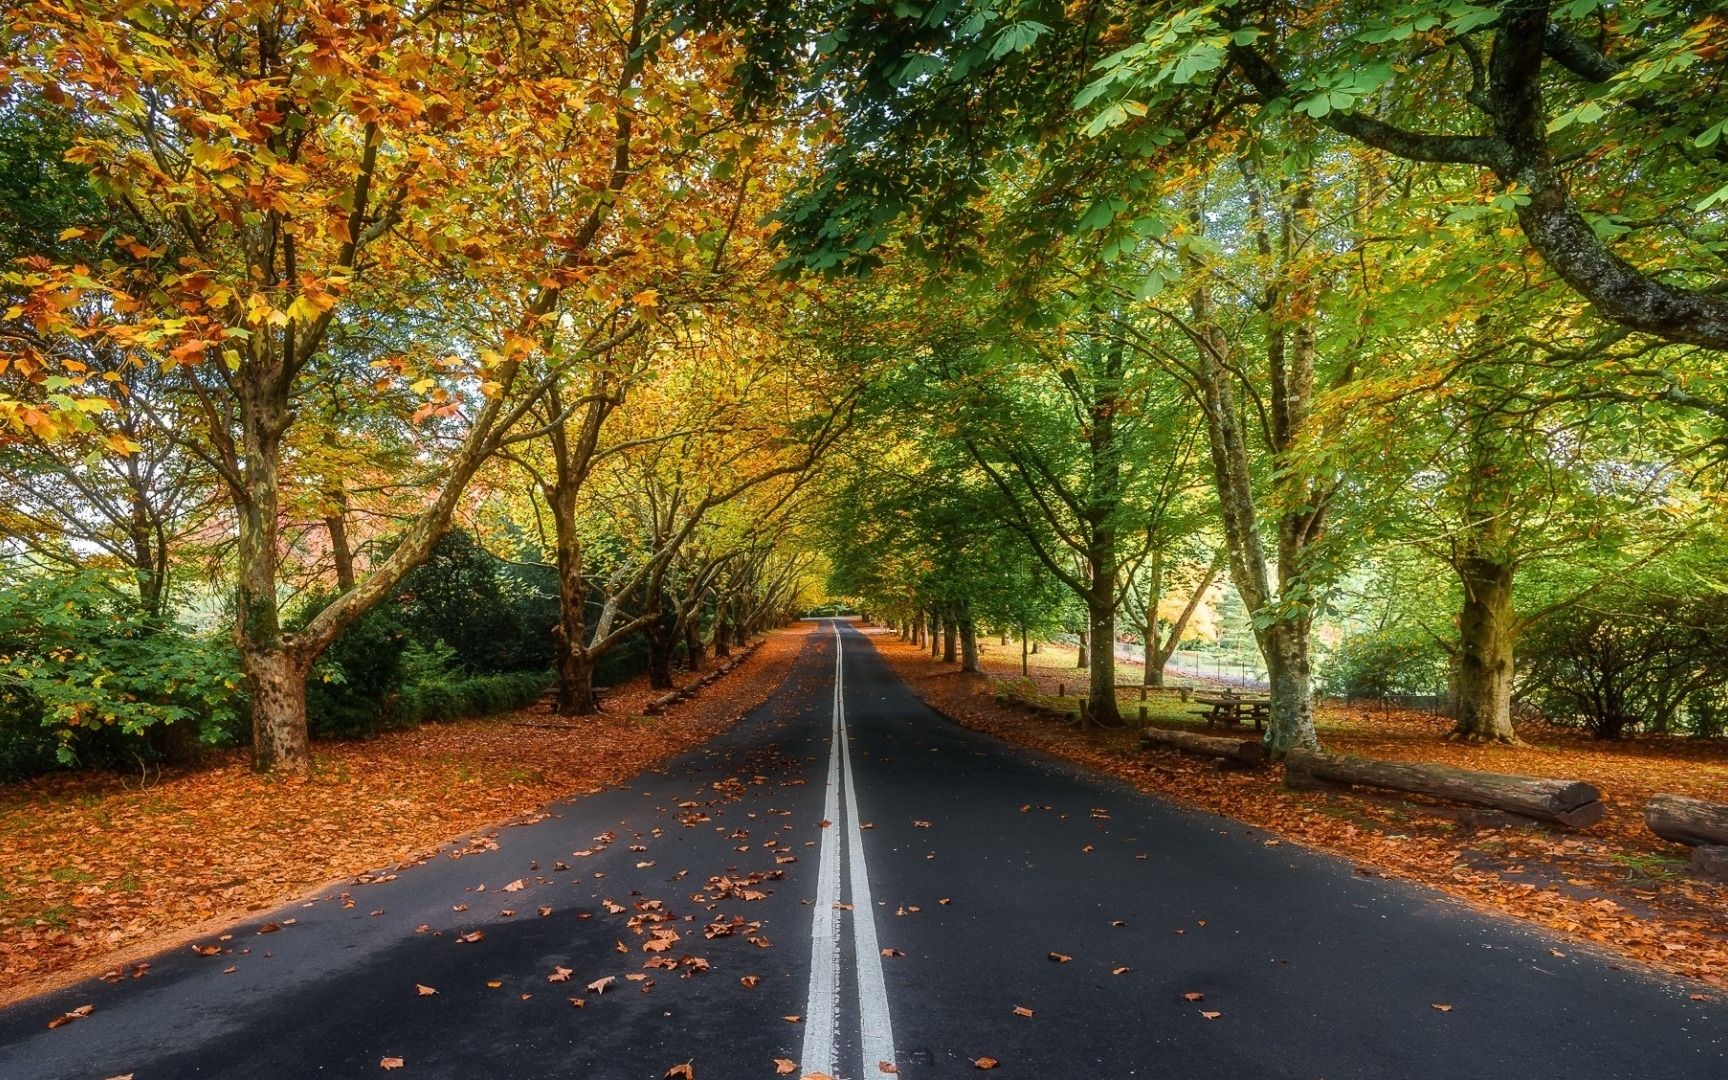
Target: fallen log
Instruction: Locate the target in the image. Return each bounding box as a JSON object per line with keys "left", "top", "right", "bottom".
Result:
{"left": 1283, "top": 750, "right": 1603, "bottom": 828}
{"left": 1644, "top": 794, "right": 1728, "bottom": 848}
{"left": 644, "top": 691, "right": 682, "bottom": 716}
{"left": 1692, "top": 845, "right": 1728, "bottom": 880}
{"left": 1139, "top": 727, "right": 1264, "bottom": 768}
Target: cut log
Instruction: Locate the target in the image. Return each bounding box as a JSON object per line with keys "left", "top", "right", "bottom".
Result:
{"left": 1283, "top": 750, "right": 1603, "bottom": 828}
{"left": 1692, "top": 845, "right": 1728, "bottom": 880}
{"left": 1645, "top": 794, "right": 1728, "bottom": 848}
{"left": 644, "top": 691, "right": 681, "bottom": 716}
{"left": 1139, "top": 727, "right": 1264, "bottom": 768}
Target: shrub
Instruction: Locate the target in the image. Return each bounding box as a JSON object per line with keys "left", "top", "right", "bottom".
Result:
{"left": 298, "top": 593, "right": 410, "bottom": 739}
{"left": 1320, "top": 624, "right": 1451, "bottom": 700}
{"left": 0, "top": 572, "right": 244, "bottom": 774}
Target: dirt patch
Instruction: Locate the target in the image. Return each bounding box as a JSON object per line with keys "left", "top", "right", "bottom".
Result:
{"left": 0, "top": 624, "right": 812, "bottom": 1005}
{"left": 872, "top": 629, "right": 1728, "bottom": 992}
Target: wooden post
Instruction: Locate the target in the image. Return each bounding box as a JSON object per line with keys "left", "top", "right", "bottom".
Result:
{"left": 1139, "top": 686, "right": 1147, "bottom": 702}
{"left": 1138, "top": 704, "right": 1147, "bottom": 723}
{"left": 1058, "top": 682, "right": 1065, "bottom": 697}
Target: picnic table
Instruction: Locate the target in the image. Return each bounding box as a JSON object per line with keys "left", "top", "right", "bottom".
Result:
{"left": 1193, "top": 691, "right": 1270, "bottom": 731}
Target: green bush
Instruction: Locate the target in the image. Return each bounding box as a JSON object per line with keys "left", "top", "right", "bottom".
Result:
{"left": 299, "top": 593, "right": 410, "bottom": 738}
{"left": 1319, "top": 624, "right": 1451, "bottom": 699}
{"left": 0, "top": 572, "right": 244, "bottom": 775}
{"left": 395, "top": 641, "right": 547, "bottom": 723}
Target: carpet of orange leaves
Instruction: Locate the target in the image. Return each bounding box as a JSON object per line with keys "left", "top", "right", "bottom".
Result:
{"left": 0, "top": 625, "right": 812, "bottom": 1005}
{"left": 875, "top": 630, "right": 1728, "bottom": 993}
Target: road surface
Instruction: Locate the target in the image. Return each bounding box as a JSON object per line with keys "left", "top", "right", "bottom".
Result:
{"left": 1, "top": 621, "right": 1721, "bottom": 1079}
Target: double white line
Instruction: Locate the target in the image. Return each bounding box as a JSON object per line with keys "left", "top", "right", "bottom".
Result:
{"left": 802, "top": 622, "right": 897, "bottom": 1078}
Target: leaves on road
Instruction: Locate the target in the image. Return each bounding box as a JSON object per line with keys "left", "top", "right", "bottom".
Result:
{"left": 380, "top": 1057, "right": 405, "bottom": 1071}
{"left": 972, "top": 1057, "right": 999, "bottom": 1070}
{"left": 664, "top": 1062, "right": 694, "bottom": 1079}
{"left": 774, "top": 1059, "right": 797, "bottom": 1074}
{"left": 415, "top": 984, "right": 437, "bottom": 996}
{"left": 46, "top": 1003, "right": 93, "bottom": 1029}
{"left": 1013, "top": 1005, "right": 1034, "bottom": 1017}
{"left": 1047, "top": 952, "right": 1071, "bottom": 963}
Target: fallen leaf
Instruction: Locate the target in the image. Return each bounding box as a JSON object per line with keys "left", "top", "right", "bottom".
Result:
{"left": 783, "top": 1014, "right": 802, "bottom": 1023}
{"left": 1431, "top": 1004, "right": 1454, "bottom": 1013}
{"left": 588, "top": 976, "right": 615, "bottom": 995}
{"left": 1200, "top": 1011, "right": 1222, "bottom": 1020}
{"left": 416, "top": 984, "right": 437, "bottom": 996}
{"left": 457, "top": 931, "right": 483, "bottom": 944}
{"left": 1013, "top": 1005, "right": 1034, "bottom": 1018}
{"left": 972, "top": 1057, "right": 999, "bottom": 1070}
{"left": 1182, "top": 992, "right": 1204, "bottom": 1002}
{"left": 46, "top": 1004, "right": 94, "bottom": 1029}
{"left": 665, "top": 1063, "right": 694, "bottom": 1079}
{"left": 380, "top": 1057, "right": 405, "bottom": 1070}
{"left": 878, "top": 1062, "right": 898, "bottom": 1074}
{"left": 1111, "top": 966, "right": 1131, "bottom": 976}
{"left": 1047, "top": 952, "right": 1071, "bottom": 963}
{"left": 740, "top": 975, "right": 761, "bottom": 988}
{"left": 774, "top": 1059, "right": 797, "bottom": 1075}
{"left": 549, "top": 966, "right": 573, "bottom": 983}
{"left": 881, "top": 947, "right": 904, "bottom": 957}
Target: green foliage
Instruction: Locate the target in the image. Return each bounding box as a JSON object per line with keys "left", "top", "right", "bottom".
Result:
{"left": 300, "top": 592, "right": 411, "bottom": 739}
{"left": 0, "top": 93, "right": 105, "bottom": 263}
{"left": 1319, "top": 625, "right": 1450, "bottom": 700}
{"left": 394, "top": 639, "right": 549, "bottom": 724}
{"left": 1519, "top": 588, "right": 1728, "bottom": 740}
{"left": 394, "top": 530, "right": 557, "bottom": 675}
{"left": 0, "top": 573, "right": 244, "bottom": 772}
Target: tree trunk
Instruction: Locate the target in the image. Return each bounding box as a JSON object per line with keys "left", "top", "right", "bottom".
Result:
{"left": 243, "top": 645, "right": 312, "bottom": 774}
{"left": 998, "top": 631, "right": 1009, "bottom": 646}
{"left": 929, "top": 612, "right": 941, "bottom": 657}
{"left": 234, "top": 374, "right": 310, "bottom": 774}
{"left": 1142, "top": 552, "right": 1164, "bottom": 688}
{"left": 712, "top": 606, "right": 731, "bottom": 658}
{"left": 550, "top": 481, "right": 601, "bottom": 715}
{"left": 645, "top": 618, "right": 675, "bottom": 690}
{"left": 1449, "top": 556, "right": 1520, "bottom": 744}
{"left": 1644, "top": 794, "right": 1728, "bottom": 848}
{"left": 1075, "top": 630, "right": 1089, "bottom": 668}
{"left": 1262, "top": 621, "right": 1315, "bottom": 758}
{"left": 1087, "top": 594, "right": 1121, "bottom": 726}
{"left": 1140, "top": 727, "right": 1264, "bottom": 767}
{"left": 960, "top": 604, "right": 980, "bottom": 673}
{"left": 1285, "top": 750, "right": 1604, "bottom": 828}
{"left": 557, "top": 644, "right": 598, "bottom": 714}
{"left": 323, "top": 489, "right": 356, "bottom": 593}
{"left": 684, "top": 612, "right": 705, "bottom": 673}
{"left": 1021, "top": 625, "right": 1029, "bottom": 676}
{"left": 942, "top": 614, "right": 958, "bottom": 663}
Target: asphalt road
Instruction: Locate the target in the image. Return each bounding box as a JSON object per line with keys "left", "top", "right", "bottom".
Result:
{"left": 2, "top": 620, "right": 1722, "bottom": 1079}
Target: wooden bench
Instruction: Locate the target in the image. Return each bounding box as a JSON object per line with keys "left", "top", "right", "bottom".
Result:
{"left": 1193, "top": 692, "right": 1270, "bottom": 731}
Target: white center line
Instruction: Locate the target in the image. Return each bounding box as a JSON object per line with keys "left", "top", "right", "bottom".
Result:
{"left": 801, "top": 622, "right": 899, "bottom": 1079}
{"left": 800, "top": 630, "right": 845, "bottom": 1074}
{"left": 839, "top": 625, "right": 898, "bottom": 1075}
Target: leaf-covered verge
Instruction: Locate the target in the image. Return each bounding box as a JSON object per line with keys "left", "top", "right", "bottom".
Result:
{"left": 867, "top": 630, "right": 1728, "bottom": 992}
{"left": 0, "top": 625, "right": 809, "bottom": 1004}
